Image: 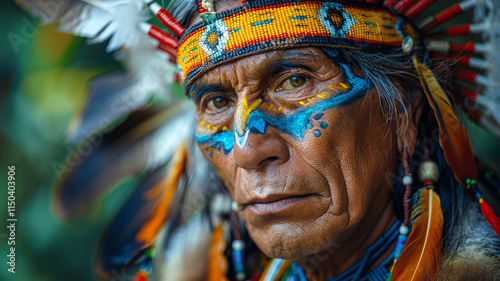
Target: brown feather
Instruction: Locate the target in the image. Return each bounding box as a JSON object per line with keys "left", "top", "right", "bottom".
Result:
{"left": 392, "top": 187, "right": 444, "bottom": 281}
{"left": 207, "top": 223, "right": 229, "bottom": 281}
{"left": 413, "top": 55, "right": 477, "bottom": 186}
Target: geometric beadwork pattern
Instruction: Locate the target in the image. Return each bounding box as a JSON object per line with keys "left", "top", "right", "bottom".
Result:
{"left": 178, "top": 0, "right": 420, "bottom": 86}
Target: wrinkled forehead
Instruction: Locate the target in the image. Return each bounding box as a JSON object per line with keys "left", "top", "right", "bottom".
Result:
{"left": 178, "top": 0, "right": 418, "bottom": 88}
{"left": 185, "top": 46, "right": 338, "bottom": 95}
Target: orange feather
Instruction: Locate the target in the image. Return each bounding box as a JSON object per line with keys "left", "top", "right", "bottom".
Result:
{"left": 392, "top": 187, "right": 444, "bottom": 281}
{"left": 207, "top": 223, "right": 229, "bottom": 281}
{"left": 413, "top": 55, "right": 477, "bottom": 186}
{"left": 135, "top": 141, "right": 187, "bottom": 246}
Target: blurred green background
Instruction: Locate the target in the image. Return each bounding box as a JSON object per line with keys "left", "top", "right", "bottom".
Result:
{"left": 0, "top": 1, "right": 499, "bottom": 281}
{"left": 0, "top": 1, "right": 130, "bottom": 280}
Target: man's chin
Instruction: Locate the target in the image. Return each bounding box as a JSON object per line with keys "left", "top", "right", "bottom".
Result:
{"left": 245, "top": 218, "right": 344, "bottom": 261}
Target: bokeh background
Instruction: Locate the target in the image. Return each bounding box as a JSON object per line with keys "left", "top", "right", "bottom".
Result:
{"left": 1, "top": 1, "right": 131, "bottom": 280}
{"left": 0, "top": 0, "right": 499, "bottom": 281}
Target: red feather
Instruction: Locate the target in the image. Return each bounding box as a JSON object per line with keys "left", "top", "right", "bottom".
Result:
{"left": 480, "top": 199, "right": 500, "bottom": 236}
{"left": 392, "top": 187, "right": 444, "bottom": 280}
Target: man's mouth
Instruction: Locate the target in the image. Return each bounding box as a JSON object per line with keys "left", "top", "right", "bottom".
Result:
{"left": 242, "top": 194, "right": 317, "bottom": 216}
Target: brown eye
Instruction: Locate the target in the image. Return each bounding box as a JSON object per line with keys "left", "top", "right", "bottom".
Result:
{"left": 206, "top": 96, "right": 230, "bottom": 111}
{"left": 278, "top": 75, "right": 309, "bottom": 91}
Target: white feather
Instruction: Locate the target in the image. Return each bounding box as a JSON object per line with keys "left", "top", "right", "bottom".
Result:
{"left": 18, "top": 0, "right": 150, "bottom": 52}
{"left": 71, "top": 5, "right": 111, "bottom": 38}
{"left": 468, "top": 0, "right": 500, "bottom": 139}
{"left": 18, "top": 0, "right": 181, "bottom": 140}
{"left": 474, "top": 0, "right": 500, "bottom": 99}
{"left": 154, "top": 216, "right": 212, "bottom": 281}
{"left": 145, "top": 101, "right": 194, "bottom": 171}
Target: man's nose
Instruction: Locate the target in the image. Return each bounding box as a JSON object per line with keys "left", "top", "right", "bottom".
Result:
{"left": 232, "top": 127, "right": 290, "bottom": 170}
{"left": 232, "top": 96, "right": 289, "bottom": 169}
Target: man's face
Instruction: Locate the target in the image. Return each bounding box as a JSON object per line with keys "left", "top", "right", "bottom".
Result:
{"left": 187, "top": 47, "right": 399, "bottom": 260}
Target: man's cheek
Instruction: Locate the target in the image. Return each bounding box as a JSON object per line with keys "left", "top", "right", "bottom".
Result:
{"left": 205, "top": 150, "right": 237, "bottom": 196}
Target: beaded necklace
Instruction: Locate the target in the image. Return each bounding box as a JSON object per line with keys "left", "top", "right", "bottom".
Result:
{"left": 260, "top": 220, "right": 401, "bottom": 281}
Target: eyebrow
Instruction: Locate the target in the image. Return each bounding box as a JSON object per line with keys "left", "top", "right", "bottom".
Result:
{"left": 269, "top": 52, "right": 319, "bottom": 72}
{"left": 186, "top": 51, "right": 322, "bottom": 99}
{"left": 186, "top": 82, "right": 226, "bottom": 102}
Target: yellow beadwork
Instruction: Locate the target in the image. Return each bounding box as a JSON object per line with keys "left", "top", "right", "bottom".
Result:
{"left": 178, "top": 1, "right": 419, "bottom": 86}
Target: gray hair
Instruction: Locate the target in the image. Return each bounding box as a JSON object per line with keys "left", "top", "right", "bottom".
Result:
{"left": 340, "top": 48, "right": 426, "bottom": 135}
{"left": 166, "top": 0, "right": 198, "bottom": 27}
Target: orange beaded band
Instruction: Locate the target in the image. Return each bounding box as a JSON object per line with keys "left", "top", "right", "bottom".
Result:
{"left": 177, "top": 0, "right": 420, "bottom": 86}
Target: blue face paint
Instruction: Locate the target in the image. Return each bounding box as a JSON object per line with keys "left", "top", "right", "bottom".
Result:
{"left": 195, "top": 56, "right": 371, "bottom": 154}
{"left": 195, "top": 130, "right": 234, "bottom": 154}
{"left": 239, "top": 61, "right": 370, "bottom": 140}
{"left": 314, "top": 113, "right": 324, "bottom": 120}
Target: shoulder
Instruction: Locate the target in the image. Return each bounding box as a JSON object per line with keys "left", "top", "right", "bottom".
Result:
{"left": 437, "top": 199, "right": 500, "bottom": 281}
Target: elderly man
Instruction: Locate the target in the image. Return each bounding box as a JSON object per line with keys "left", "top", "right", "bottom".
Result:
{"left": 166, "top": 0, "right": 500, "bottom": 280}
{"left": 18, "top": 0, "right": 500, "bottom": 280}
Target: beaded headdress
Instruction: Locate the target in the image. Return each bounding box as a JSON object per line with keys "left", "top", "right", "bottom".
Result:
{"left": 177, "top": 0, "right": 420, "bottom": 86}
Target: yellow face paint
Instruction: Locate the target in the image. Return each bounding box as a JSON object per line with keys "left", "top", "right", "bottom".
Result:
{"left": 197, "top": 120, "right": 206, "bottom": 129}
{"left": 195, "top": 57, "right": 372, "bottom": 155}
{"left": 340, "top": 82, "right": 350, "bottom": 90}
{"left": 234, "top": 95, "right": 262, "bottom": 136}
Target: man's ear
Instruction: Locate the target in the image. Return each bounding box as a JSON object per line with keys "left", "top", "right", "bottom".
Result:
{"left": 397, "top": 89, "right": 425, "bottom": 156}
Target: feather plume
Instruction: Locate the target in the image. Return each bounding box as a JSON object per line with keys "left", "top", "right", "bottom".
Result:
{"left": 413, "top": 55, "right": 477, "bottom": 186}
{"left": 96, "top": 161, "right": 168, "bottom": 276}
{"left": 392, "top": 187, "right": 444, "bottom": 281}
{"left": 16, "top": 0, "right": 179, "bottom": 134}
{"left": 16, "top": 0, "right": 148, "bottom": 51}
{"left": 135, "top": 141, "right": 187, "bottom": 247}
{"left": 95, "top": 140, "right": 187, "bottom": 276}
{"left": 472, "top": 0, "right": 500, "bottom": 139}
{"left": 207, "top": 223, "right": 229, "bottom": 281}
{"left": 155, "top": 215, "right": 212, "bottom": 281}
{"left": 54, "top": 101, "right": 194, "bottom": 220}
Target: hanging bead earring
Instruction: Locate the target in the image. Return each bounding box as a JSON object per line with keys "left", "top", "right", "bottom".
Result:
{"left": 391, "top": 144, "right": 444, "bottom": 280}
{"left": 198, "top": 0, "right": 216, "bottom": 21}
{"left": 230, "top": 211, "right": 246, "bottom": 281}
{"left": 133, "top": 247, "right": 155, "bottom": 281}
{"left": 393, "top": 146, "right": 412, "bottom": 264}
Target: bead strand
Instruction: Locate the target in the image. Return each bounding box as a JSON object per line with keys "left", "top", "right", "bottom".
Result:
{"left": 231, "top": 211, "right": 246, "bottom": 281}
